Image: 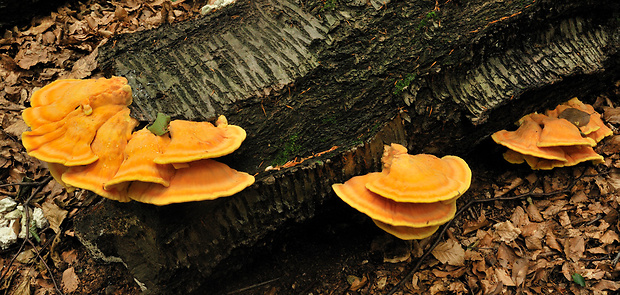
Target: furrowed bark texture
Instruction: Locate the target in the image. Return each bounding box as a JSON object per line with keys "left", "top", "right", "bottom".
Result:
{"left": 76, "top": 0, "right": 619, "bottom": 293}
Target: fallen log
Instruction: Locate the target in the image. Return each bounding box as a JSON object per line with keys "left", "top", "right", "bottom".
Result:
{"left": 75, "top": 0, "right": 619, "bottom": 293}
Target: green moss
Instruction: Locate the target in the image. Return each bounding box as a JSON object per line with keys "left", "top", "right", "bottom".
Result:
{"left": 416, "top": 11, "right": 438, "bottom": 31}
{"left": 393, "top": 73, "right": 416, "bottom": 95}
{"left": 321, "top": 114, "right": 337, "bottom": 125}
{"left": 272, "top": 133, "right": 303, "bottom": 166}
{"left": 321, "top": 0, "right": 336, "bottom": 11}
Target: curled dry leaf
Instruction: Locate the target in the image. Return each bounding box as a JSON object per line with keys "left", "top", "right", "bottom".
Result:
{"left": 62, "top": 267, "right": 80, "bottom": 293}
{"left": 493, "top": 220, "right": 521, "bottom": 244}
{"left": 431, "top": 238, "right": 465, "bottom": 266}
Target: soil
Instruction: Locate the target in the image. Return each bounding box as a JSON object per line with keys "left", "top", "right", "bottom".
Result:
{"left": 1, "top": 0, "right": 620, "bottom": 295}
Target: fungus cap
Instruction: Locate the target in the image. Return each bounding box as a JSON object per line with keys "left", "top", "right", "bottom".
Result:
{"left": 61, "top": 108, "right": 137, "bottom": 202}
{"left": 22, "top": 77, "right": 132, "bottom": 129}
{"left": 562, "top": 145, "right": 605, "bottom": 166}
{"left": 22, "top": 104, "right": 126, "bottom": 166}
{"left": 332, "top": 173, "right": 458, "bottom": 227}
{"left": 537, "top": 117, "right": 596, "bottom": 147}
{"left": 381, "top": 143, "right": 408, "bottom": 171}
{"left": 562, "top": 98, "right": 612, "bottom": 141}
{"left": 372, "top": 219, "right": 440, "bottom": 240}
{"left": 502, "top": 149, "right": 525, "bottom": 164}
{"left": 365, "top": 154, "right": 471, "bottom": 203}
{"left": 154, "top": 115, "right": 246, "bottom": 164}
{"left": 127, "top": 159, "right": 255, "bottom": 205}
{"left": 105, "top": 128, "right": 175, "bottom": 189}
{"left": 492, "top": 116, "right": 566, "bottom": 161}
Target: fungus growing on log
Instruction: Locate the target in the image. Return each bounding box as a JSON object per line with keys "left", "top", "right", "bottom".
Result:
{"left": 492, "top": 116, "right": 567, "bottom": 162}
{"left": 154, "top": 115, "right": 246, "bottom": 164}
{"left": 537, "top": 116, "right": 596, "bottom": 147}
{"left": 105, "top": 128, "right": 175, "bottom": 189}
{"left": 126, "top": 159, "right": 255, "bottom": 206}
{"left": 61, "top": 108, "right": 138, "bottom": 202}
{"left": 332, "top": 173, "right": 458, "bottom": 227}
{"left": 21, "top": 78, "right": 254, "bottom": 205}
{"left": 22, "top": 77, "right": 132, "bottom": 129}
{"left": 366, "top": 153, "right": 471, "bottom": 203}
{"left": 22, "top": 104, "right": 127, "bottom": 166}
{"left": 493, "top": 98, "right": 612, "bottom": 170}
{"left": 332, "top": 144, "right": 471, "bottom": 240}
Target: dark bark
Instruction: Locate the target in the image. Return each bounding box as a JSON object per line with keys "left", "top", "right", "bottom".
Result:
{"left": 76, "top": 0, "right": 619, "bottom": 293}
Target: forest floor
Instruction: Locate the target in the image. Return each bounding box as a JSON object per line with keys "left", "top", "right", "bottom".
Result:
{"left": 1, "top": 0, "right": 620, "bottom": 294}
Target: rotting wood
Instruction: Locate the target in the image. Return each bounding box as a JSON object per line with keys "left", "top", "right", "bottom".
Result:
{"left": 75, "top": 114, "right": 407, "bottom": 293}
{"left": 76, "top": 0, "right": 619, "bottom": 293}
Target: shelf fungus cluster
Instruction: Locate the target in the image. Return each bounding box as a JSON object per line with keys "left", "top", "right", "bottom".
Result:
{"left": 492, "top": 98, "right": 613, "bottom": 170}
{"left": 332, "top": 144, "right": 471, "bottom": 240}
{"left": 21, "top": 77, "right": 254, "bottom": 205}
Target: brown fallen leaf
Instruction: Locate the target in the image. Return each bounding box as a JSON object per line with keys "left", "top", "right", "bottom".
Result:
{"left": 563, "top": 235, "right": 585, "bottom": 262}
{"left": 432, "top": 238, "right": 465, "bottom": 266}
{"left": 41, "top": 198, "right": 68, "bottom": 234}
{"left": 526, "top": 202, "right": 544, "bottom": 222}
{"left": 62, "top": 267, "right": 80, "bottom": 293}
{"left": 493, "top": 220, "right": 521, "bottom": 244}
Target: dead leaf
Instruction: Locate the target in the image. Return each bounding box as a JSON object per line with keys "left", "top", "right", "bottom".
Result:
{"left": 593, "top": 280, "right": 620, "bottom": 292}
{"left": 545, "top": 228, "right": 563, "bottom": 252}
{"left": 603, "top": 107, "right": 620, "bottom": 124}
{"left": 432, "top": 238, "right": 465, "bottom": 266}
{"left": 41, "top": 198, "right": 68, "bottom": 234}
{"left": 14, "top": 41, "right": 53, "bottom": 69}
{"left": 16, "top": 249, "right": 36, "bottom": 264}
{"left": 14, "top": 274, "right": 31, "bottom": 295}
{"left": 463, "top": 214, "right": 490, "bottom": 235}
{"left": 512, "top": 258, "right": 528, "bottom": 286}
{"left": 599, "top": 230, "right": 620, "bottom": 244}
{"left": 62, "top": 267, "right": 80, "bottom": 293}
{"left": 4, "top": 119, "right": 29, "bottom": 138}
{"left": 563, "top": 236, "right": 585, "bottom": 262}
{"left": 522, "top": 222, "right": 546, "bottom": 250}
{"left": 526, "top": 202, "right": 544, "bottom": 222}
{"left": 510, "top": 206, "right": 530, "bottom": 229}
{"left": 64, "top": 48, "right": 98, "bottom": 79}
{"left": 346, "top": 274, "right": 367, "bottom": 291}
{"left": 493, "top": 220, "right": 521, "bottom": 244}
{"left": 495, "top": 268, "right": 515, "bottom": 286}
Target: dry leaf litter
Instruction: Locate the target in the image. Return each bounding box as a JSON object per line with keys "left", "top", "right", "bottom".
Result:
{"left": 0, "top": 0, "right": 208, "bottom": 293}
{"left": 1, "top": 0, "right": 620, "bottom": 294}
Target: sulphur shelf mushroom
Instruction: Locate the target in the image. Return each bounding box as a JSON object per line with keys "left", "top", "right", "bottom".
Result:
{"left": 21, "top": 78, "right": 254, "bottom": 205}
{"left": 332, "top": 144, "right": 471, "bottom": 240}
{"left": 492, "top": 98, "right": 609, "bottom": 170}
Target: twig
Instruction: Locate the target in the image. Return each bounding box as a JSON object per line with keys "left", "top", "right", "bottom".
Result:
{"left": 0, "top": 177, "right": 54, "bottom": 188}
{"left": 612, "top": 251, "right": 620, "bottom": 267}
{"left": 226, "top": 277, "right": 280, "bottom": 294}
{"left": 27, "top": 239, "right": 64, "bottom": 295}
{"left": 386, "top": 168, "right": 591, "bottom": 295}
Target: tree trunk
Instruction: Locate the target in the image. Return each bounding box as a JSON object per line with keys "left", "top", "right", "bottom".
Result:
{"left": 75, "top": 0, "right": 619, "bottom": 293}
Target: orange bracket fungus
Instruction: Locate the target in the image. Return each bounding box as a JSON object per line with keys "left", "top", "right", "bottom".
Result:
{"left": 154, "top": 115, "right": 247, "bottom": 164}
{"left": 21, "top": 77, "right": 254, "bottom": 205}
{"left": 127, "top": 159, "right": 255, "bottom": 206}
{"left": 105, "top": 128, "right": 175, "bottom": 189}
{"left": 492, "top": 98, "right": 611, "bottom": 170}
{"left": 332, "top": 144, "right": 471, "bottom": 240}
{"left": 61, "top": 108, "right": 138, "bottom": 202}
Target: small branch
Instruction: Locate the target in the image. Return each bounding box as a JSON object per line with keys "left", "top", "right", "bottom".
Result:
{"left": 0, "top": 177, "right": 54, "bottom": 188}
{"left": 27, "top": 239, "right": 65, "bottom": 295}
{"left": 226, "top": 277, "right": 280, "bottom": 294}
